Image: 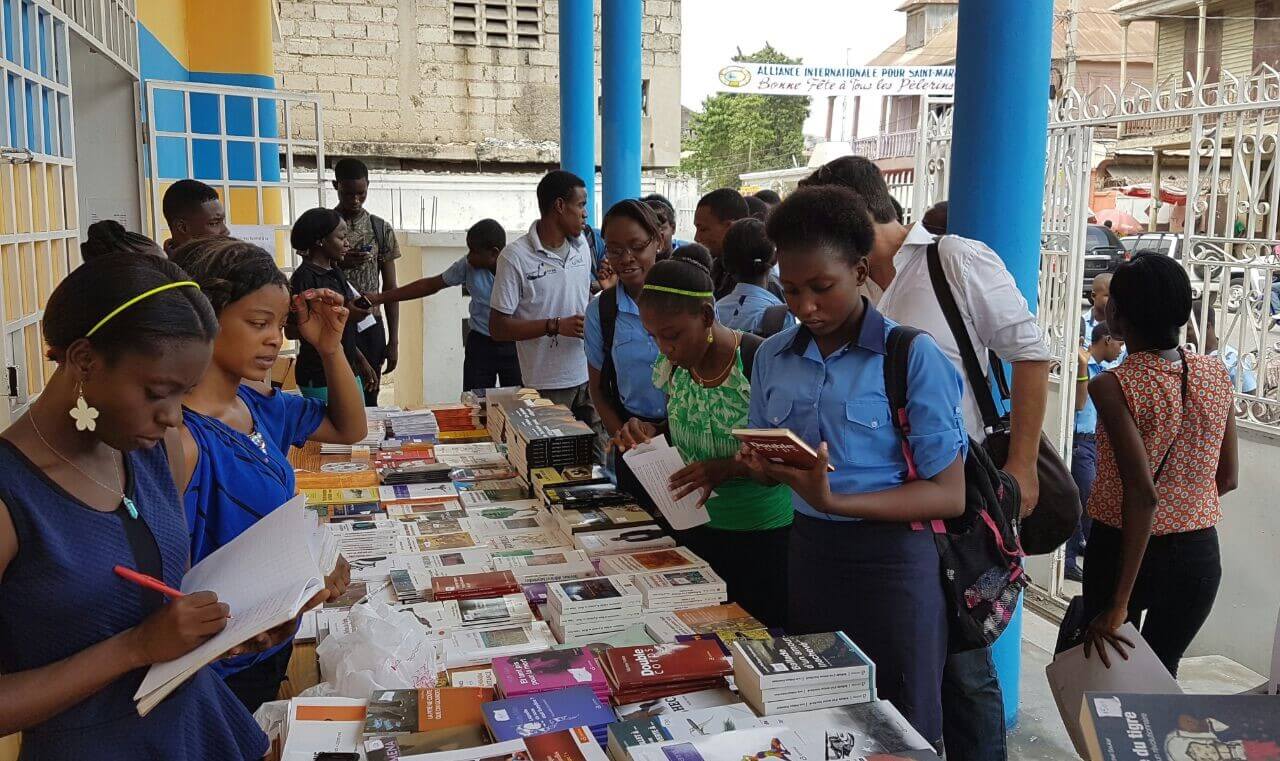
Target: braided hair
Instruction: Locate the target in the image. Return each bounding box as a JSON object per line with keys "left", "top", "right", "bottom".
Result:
{"left": 722, "top": 218, "right": 776, "bottom": 282}
{"left": 170, "top": 237, "right": 288, "bottom": 315}
{"left": 638, "top": 243, "right": 715, "bottom": 316}
{"left": 80, "top": 220, "right": 162, "bottom": 260}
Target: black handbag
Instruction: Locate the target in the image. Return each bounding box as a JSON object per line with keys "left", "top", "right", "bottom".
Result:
{"left": 924, "top": 241, "right": 1081, "bottom": 556}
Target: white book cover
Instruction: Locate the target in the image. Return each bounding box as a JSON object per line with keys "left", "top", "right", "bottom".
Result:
{"left": 134, "top": 496, "right": 330, "bottom": 714}
{"left": 385, "top": 726, "right": 608, "bottom": 760}
{"left": 548, "top": 576, "right": 642, "bottom": 612}
{"left": 444, "top": 594, "right": 534, "bottom": 628}
{"left": 574, "top": 528, "right": 676, "bottom": 557}
{"left": 487, "top": 531, "right": 571, "bottom": 552}
{"left": 643, "top": 612, "right": 695, "bottom": 643}
{"left": 280, "top": 697, "right": 368, "bottom": 761}
{"left": 444, "top": 622, "right": 557, "bottom": 669}
{"left": 449, "top": 667, "right": 497, "bottom": 688}
{"left": 635, "top": 567, "right": 727, "bottom": 593}
{"left": 491, "top": 549, "right": 595, "bottom": 583}
{"left": 621, "top": 435, "right": 712, "bottom": 531}
{"left": 628, "top": 726, "right": 818, "bottom": 761}
{"left": 614, "top": 688, "right": 742, "bottom": 722}
{"left": 378, "top": 483, "right": 460, "bottom": 503}
{"left": 774, "top": 701, "right": 935, "bottom": 757}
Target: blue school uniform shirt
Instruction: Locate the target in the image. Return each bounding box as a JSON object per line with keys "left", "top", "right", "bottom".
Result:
{"left": 442, "top": 257, "right": 496, "bottom": 337}
{"left": 584, "top": 287, "right": 667, "bottom": 419}
{"left": 748, "top": 300, "right": 968, "bottom": 521}
{"left": 716, "top": 281, "right": 792, "bottom": 334}
{"left": 183, "top": 385, "right": 326, "bottom": 674}
{"left": 1075, "top": 357, "right": 1107, "bottom": 434}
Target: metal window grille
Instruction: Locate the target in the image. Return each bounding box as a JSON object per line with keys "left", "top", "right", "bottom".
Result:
{"left": 144, "top": 80, "right": 327, "bottom": 274}
{"left": 451, "top": 0, "right": 542, "bottom": 49}
{"left": 0, "top": 0, "right": 80, "bottom": 421}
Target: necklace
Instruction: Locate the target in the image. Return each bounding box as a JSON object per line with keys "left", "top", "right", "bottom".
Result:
{"left": 29, "top": 414, "right": 138, "bottom": 519}
{"left": 692, "top": 331, "right": 741, "bottom": 387}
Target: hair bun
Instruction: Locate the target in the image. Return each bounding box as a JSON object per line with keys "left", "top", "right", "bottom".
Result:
{"left": 671, "top": 243, "right": 713, "bottom": 274}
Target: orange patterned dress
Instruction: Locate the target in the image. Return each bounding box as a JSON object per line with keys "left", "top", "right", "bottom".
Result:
{"left": 1087, "top": 351, "right": 1233, "bottom": 534}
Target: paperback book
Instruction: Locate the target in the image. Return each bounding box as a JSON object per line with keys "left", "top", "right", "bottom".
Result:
{"left": 482, "top": 686, "right": 618, "bottom": 746}
{"left": 362, "top": 687, "right": 492, "bottom": 754}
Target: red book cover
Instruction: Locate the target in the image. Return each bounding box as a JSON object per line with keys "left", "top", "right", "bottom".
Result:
{"left": 603, "top": 641, "right": 732, "bottom": 692}
{"left": 431, "top": 571, "right": 521, "bottom": 600}
{"left": 731, "top": 429, "right": 836, "bottom": 472}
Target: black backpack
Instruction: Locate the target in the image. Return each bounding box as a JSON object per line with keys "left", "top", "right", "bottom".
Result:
{"left": 884, "top": 325, "right": 1027, "bottom": 652}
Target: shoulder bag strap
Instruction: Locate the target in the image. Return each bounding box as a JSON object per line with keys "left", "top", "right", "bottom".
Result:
{"left": 598, "top": 287, "right": 625, "bottom": 412}
{"left": 1152, "top": 350, "right": 1191, "bottom": 483}
{"left": 924, "top": 241, "right": 1006, "bottom": 431}
{"left": 739, "top": 331, "right": 764, "bottom": 382}
{"left": 883, "top": 326, "right": 923, "bottom": 479}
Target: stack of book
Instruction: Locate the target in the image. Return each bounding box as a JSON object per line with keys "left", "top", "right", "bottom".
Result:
{"left": 431, "top": 570, "right": 522, "bottom": 601}
{"left": 492, "top": 647, "right": 612, "bottom": 703}
{"left": 389, "top": 568, "right": 424, "bottom": 604}
{"left": 550, "top": 504, "right": 656, "bottom": 536}
{"left": 379, "top": 483, "right": 459, "bottom": 507}
{"left": 320, "top": 425, "right": 386, "bottom": 455}
{"left": 632, "top": 568, "right": 728, "bottom": 612}
{"left": 361, "top": 686, "right": 491, "bottom": 757}
{"left": 443, "top": 621, "right": 559, "bottom": 669}
{"left": 598, "top": 547, "right": 710, "bottom": 578}
{"left": 384, "top": 410, "right": 440, "bottom": 442}
{"left": 442, "top": 594, "right": 535, "bottom": 629}
{"left": 731, "top": 632, "right": 876, "bottom": 715}
{"left": 491, "top": 548, "right": 595, "bottom": 584}
{"left": 546, "top": 577, "right": 644, "bottom": 643}
{"left": 483, "top": 686, "right": 617, "bottom": 749}
{"left": 531, "top": 465, "right": 610, "bottom": 502}
{"left": 605, "top": 701, "right": 764, "bottom": 761}
{"left": 543, "top": 482, "right": 636, "bottom": 509}
{"left": 502, "top": 402, "right": 597, "bottom": 477}
{"left": 379, "top": 459, "right": 454, "bottom": 485}
{"left": 428, "top": 403, "right": 484, "bottom": 433}
{"left": 601, "top": 640, "right": 733, "bottom": 705}
{"left": 644, "top": 602, "right": 767, "bottom": 643}
{"left": 574, "top": 528, "right": 677, "bottom": 558}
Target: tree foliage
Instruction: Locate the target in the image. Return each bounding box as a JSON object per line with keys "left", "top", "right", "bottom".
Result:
{"left": 681, "top": 44, "right": 811, "bottom": 191}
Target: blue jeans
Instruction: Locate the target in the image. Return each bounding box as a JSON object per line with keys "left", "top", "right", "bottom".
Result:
{"left": 1067, "top": 435, "right": 1098, "bottom": 572}
{"left": 942, "top": 646, "right": 1007, "bottom": 761}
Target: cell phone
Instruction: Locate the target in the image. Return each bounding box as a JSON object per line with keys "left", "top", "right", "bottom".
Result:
{"left": 353, "top": 295, "right": 373, "bottom": 310}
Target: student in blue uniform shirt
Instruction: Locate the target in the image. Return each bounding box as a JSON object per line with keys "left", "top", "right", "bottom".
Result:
{"left": 585, "top": 200, "right": 668, "bottom": 504}
{"left": 366, "top": 219, "right": 522, "bottom": 391}
{"left": 642, "top": 193, "right": 690, "bottom": 255}
{"left": 739, "top": 186, "right": 968, "bottom": 745}
{"left": 715, "top": 218, "right": 793, "bottom": 335}
{"left": 1067, "top": 321, "right": 1126, "bottom": 582}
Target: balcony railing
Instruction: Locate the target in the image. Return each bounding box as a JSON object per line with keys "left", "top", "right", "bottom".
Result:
{"left": 852, "top": 129, "right": 919, "bottom": 161}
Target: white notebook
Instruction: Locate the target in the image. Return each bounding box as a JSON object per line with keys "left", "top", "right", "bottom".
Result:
{"left": 622, "top": 435, "right": 712, "bottom": 531}
{"left": 133, "top": 495, "right": 333, "bottom": 715}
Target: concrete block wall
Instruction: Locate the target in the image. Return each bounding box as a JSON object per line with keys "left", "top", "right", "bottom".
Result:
{"left": 275, "top": 0, "right": 681, "bottom": 167}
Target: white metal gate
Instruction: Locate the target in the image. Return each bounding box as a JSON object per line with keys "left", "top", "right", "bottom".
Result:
{"left": 144, "top": 80, "right": 327, "bottom": 271}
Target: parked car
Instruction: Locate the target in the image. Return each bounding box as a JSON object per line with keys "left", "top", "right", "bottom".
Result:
{"left": 1120, "top": 232, "right": 1272, "bottom": 313}
{"left": 1083, "top": 224, "right": 1127, "bottom": 296}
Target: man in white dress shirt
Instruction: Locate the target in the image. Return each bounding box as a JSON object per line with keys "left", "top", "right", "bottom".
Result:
{"left": 801, "top": 156, "right": 1051, "bottom": 761}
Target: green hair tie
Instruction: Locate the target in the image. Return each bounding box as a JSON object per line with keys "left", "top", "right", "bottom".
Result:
{"left": 642, "top": 284, "right": 714, "bottom": 299}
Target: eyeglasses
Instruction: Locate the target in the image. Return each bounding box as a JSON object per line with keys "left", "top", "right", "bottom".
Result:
{"left": 605, "top": 236, "right": 656, "bottom": 260}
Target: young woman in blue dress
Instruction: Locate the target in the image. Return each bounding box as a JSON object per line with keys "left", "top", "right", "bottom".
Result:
{"left": 0, "top": 253, "right": 267, "bottom": 759}
{"left": 172, "top": 237, "right": 367, "bottom": 711}
{"left": 739, "top": 186, "right": 968, "bottom": 745}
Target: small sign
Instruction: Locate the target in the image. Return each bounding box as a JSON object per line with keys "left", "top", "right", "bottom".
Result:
{"left": 714, "top": 62, "right": 954, "bottom": 97}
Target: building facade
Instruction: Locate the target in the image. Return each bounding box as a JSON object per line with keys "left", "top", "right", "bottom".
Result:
{"left": 274, "top": 0, "right": 682, "bottom": 170}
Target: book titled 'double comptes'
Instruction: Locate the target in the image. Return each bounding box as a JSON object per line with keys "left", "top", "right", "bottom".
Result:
{"left": 602, "top": 641, "right": 734, "bottom": 705}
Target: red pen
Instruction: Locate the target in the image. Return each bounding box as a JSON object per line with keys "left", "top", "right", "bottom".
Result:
{"left": 114, "top": 565, "right": 185, "bottom": 599}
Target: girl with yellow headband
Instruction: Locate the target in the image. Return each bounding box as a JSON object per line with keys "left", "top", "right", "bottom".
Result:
{"left": 0, "top": 253, "right": 267, "bottom": 758}
{"left": 610, "top": 243, "right": 793, "bottom": 629}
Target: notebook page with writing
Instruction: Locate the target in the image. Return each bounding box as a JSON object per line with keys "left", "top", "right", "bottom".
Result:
{"left": 621, "top": 436, "right": 711, "bottom": 531}
{"left": 134, "top": 496, "right": 328, "bottom": 714}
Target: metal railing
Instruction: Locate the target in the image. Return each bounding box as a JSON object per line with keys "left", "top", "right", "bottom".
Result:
{"left": 851, "top": 129, "right": 920, "bottom": 161}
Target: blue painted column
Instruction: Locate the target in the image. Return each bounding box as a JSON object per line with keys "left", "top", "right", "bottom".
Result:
{"left": 947, "top": 0, "right": 1054, "bottom": 730}
{"left": 601, "top": 0, "right": 642, "bottom": 210}
{"left": 558, "top": 0, "right": 596, "bottom": 224}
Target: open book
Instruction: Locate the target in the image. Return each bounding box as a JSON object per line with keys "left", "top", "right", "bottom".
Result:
{"left": 133, "top": 495, "right": 336, "bottom": 715}
{"left": 621, "top": 435, "right": 711, "bottom": 531}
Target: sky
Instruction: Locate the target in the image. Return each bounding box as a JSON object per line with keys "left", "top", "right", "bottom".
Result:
{"left": 679, "top": 0, "right": 906, "bottom": 141}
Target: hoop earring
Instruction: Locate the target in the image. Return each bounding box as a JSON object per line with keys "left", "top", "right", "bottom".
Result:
{"left": 70, "top": 383, "right": 99, "bottom": 432}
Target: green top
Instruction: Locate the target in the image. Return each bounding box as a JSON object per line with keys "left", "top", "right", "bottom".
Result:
{"left": 654, "top": 345, "right": 793, "bottom": 532}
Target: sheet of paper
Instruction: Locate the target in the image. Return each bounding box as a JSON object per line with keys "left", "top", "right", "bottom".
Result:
{"left": 135, "top": 496, "right": 326, "bottom": 713}
{"left": 1045, "top": 622, "right": 1181, "bottom": 757}
{"left": 622, "top": 435, "right": 712, "bottom": 531}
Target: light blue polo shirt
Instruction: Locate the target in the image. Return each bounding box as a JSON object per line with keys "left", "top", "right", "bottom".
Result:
{"left": 584, "top": 286, "right": 667, "bottom": 420}
{"left": 716, "top": 282, "right": 792, "bottom": 334}
{"left": 442, "top": 257, "right": 496, "bottom": 337}
{"left": 748, "top": 301, "right": 968, "bottom": 521}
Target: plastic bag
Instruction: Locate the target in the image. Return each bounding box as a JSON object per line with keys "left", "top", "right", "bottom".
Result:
{"left": 314, "top": 600, "right": 443, "bottom": 698}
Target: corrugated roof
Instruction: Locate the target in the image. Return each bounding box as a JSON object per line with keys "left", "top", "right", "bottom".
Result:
{"left": 868, "top": 0, "right": 1155, "bottom": 67}
{"left": 895, "top": 0, "right": 957, "bottom": 11}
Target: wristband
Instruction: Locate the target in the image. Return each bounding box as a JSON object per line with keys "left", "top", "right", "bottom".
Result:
{"left": 552, "top": 317, "right": 561, "bottom": 336}
{"left": 1077, "top": 375, "right": 1089, "bottom": 382}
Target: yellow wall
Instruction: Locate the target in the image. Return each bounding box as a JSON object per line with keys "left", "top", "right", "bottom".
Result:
{"left": 188, "top": 0, "right": 276, "bottom": 77}
{"left": 137, "top": 0, "right": 190, "bottom": 68}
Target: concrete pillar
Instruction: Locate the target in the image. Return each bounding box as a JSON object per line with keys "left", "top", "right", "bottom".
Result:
{"left": 558, "top": 0, "right": 596, "bottom": 224}
{"left": 601, "top": 0, "right": 642, "bottom": 211}
{"left": 948, "top": 0, "right": 1055, "bottom": 729}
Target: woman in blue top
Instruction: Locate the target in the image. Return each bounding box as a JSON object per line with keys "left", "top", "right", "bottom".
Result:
{"left": 740, "top": 186, "right": 968, "bottom": 745}
{"left": 585, "top": 200, "right": 669, "bottom": 506}
{"left": 172, "top": 237, "right": 367, "bottom": 712}
{"left": 715, "top": 218, "right": 793, "bottom": 335}
{"left": 0, "top": 253, "right": 266, "bottom": 759}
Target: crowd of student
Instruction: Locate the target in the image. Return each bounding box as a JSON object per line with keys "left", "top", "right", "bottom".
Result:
{"left": 0, "top": 154, "right": 1239, "bottom": 761}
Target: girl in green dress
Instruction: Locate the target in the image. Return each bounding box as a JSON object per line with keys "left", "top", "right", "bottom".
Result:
{"left": 611, "top": 244, "right": 792, "bottom": 628}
